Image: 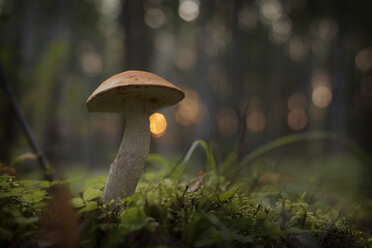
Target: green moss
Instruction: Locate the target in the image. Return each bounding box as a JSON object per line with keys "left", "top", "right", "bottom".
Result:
{"left": 0, "top": 174, "right": 371, "bottom": 248}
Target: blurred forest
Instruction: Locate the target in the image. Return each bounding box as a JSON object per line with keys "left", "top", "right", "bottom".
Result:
{"left": 0, "top": 0, "right": 372, "bottom": 193}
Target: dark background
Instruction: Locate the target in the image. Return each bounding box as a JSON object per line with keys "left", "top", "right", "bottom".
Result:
{"left": 0, "top": 0, "right": 371, "bottom": 196}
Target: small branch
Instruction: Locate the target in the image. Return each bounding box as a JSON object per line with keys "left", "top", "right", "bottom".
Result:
{"left": 0, "top": 62, "right": 54, "bottom": 181}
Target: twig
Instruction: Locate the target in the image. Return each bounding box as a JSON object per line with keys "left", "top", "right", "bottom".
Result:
{"left": 0, "top": 62, "right": 54, "bottom": 181}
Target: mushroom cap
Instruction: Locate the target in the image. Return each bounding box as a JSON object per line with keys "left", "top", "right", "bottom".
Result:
{"left": 86, "top": 70, "right": 185, "bottom": 112}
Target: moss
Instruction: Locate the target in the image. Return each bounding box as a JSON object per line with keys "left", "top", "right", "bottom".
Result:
{"left": 1, "top": 174, "right": 370, "bottom": 248}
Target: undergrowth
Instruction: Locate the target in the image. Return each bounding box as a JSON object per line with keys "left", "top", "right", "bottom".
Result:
{"left": 0, "top": 132, "right": 372, "bottom": 247}
{"left": 0, "top": 174, "right": 371, "bottom": 248}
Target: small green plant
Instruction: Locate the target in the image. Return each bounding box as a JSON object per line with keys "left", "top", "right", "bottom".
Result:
{"left": 0, "top": 175, "right": 49, "bottom": 246}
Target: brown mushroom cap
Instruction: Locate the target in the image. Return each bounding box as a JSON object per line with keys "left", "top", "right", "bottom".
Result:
{"left": 86, "top": 70, "right": 185, "bottom": 112}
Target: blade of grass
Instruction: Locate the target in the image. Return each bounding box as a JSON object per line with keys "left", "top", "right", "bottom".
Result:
{"left": 165, "top": 140, "right": 219, "bottom": 183}
{"left": 227, "top": 131, "right": 372, "bottom": 187}
{"left": 204, "top": 141, "right": 219, "bottom": 182}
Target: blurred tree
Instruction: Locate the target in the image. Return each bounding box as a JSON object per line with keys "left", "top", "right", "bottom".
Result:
{"left": 0, "top": 0, "right": 38, "bottom": 163}
{"left": 122, "top": 0, "right": 153, "bottom": 70}
{"left": 41, "top": 0, "right": 70, "bottom": 167}
{"left": 196, "top": 0, "right": 215, "bottom": 140}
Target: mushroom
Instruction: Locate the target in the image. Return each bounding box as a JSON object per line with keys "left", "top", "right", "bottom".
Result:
{"left": 86, "top": 70, "right": 184, "bottom": 203}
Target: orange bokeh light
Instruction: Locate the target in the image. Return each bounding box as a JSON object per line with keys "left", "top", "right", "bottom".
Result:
{"left": 246, "top": 111, "right": 266, "bottom": 132}
{"left": 355, "top": 46, "right": 372, "bottom": 71}
{"left": 217, "top": 108, "right": 238, "bottom": 136}
{"left": 312, "top": 86, "right": 332, "bottom": 108}
{"left": 149, "top": 113, "right": 167, "bottom": 138}
{"left": 175, "top": 90, "right": 208, "bottom": 126}
{"left": 287, "top": 110, "right": 307, "bottom": 131}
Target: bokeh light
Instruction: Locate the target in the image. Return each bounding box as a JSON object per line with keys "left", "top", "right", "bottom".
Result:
{"left": 287, "top": 110, "right": 307, "bottom": 131}
{"left": 178, "top": 0, "right": 199, "bottom": 22}
{"left": 260, "top": 0, "right": 283, "bottom": 22}
{"left": 149, "top": 113, "right": 167, "bottom": 138}
{"left": 238, "top": 6, "right": 258, "bottom": 31}
{"left": 361, "top": 75, "right": 372, "bottom": 96}
{"left": 80, "top": 51, "right": 102, "bottom": 76}
{"left": 144, "top": 7, "right": 167, "bottom": 29}
{"left": 288, "top": 93, "right": 308, "bottom": 111}
{"left": 272, "top": 16, "right": 292, "bottom": 35}
{"left": 269, "top": 15, "right": 292, "bottom": 44}
{"left": 175, "top": 90, "right": 208, "bottom": 126}
{"left": 246, "top": 111, "right": 266, "bottom": 132}
{"left": 312, "top": 86, "right": 333, "bottom": 108}
{"left": 288, "top": 36, "right": 309, "bottom": 62}
{"left": 311, "top": 70, "right": 332, "bottom": 89}
{"left": 98, "top": 0, "right": 121, "bottom": 20}
{"left": 355, "top": 47, "right": 372, "bottom": 71}
{"left": 217, "top": 108, "right": 238, "bottom": 136}
{"left": 212, "top": 24, "right": 231, "bottom": 47}
{"left": 310, "top": 18, "right": 338, "bottom": 42}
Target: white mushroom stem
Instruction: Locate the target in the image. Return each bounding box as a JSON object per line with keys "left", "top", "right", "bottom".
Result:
{"left": 103, "top": 101, "right": 150, "bottom": 203}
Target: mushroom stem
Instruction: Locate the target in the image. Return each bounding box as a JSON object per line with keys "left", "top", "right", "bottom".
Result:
{"left": 103, "top": 101, "right": 150, "bottom": 203}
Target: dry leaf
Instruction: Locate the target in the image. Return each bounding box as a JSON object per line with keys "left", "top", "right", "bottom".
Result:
{"left": 39, "top": 184, "right": 80, "bottom": 248}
